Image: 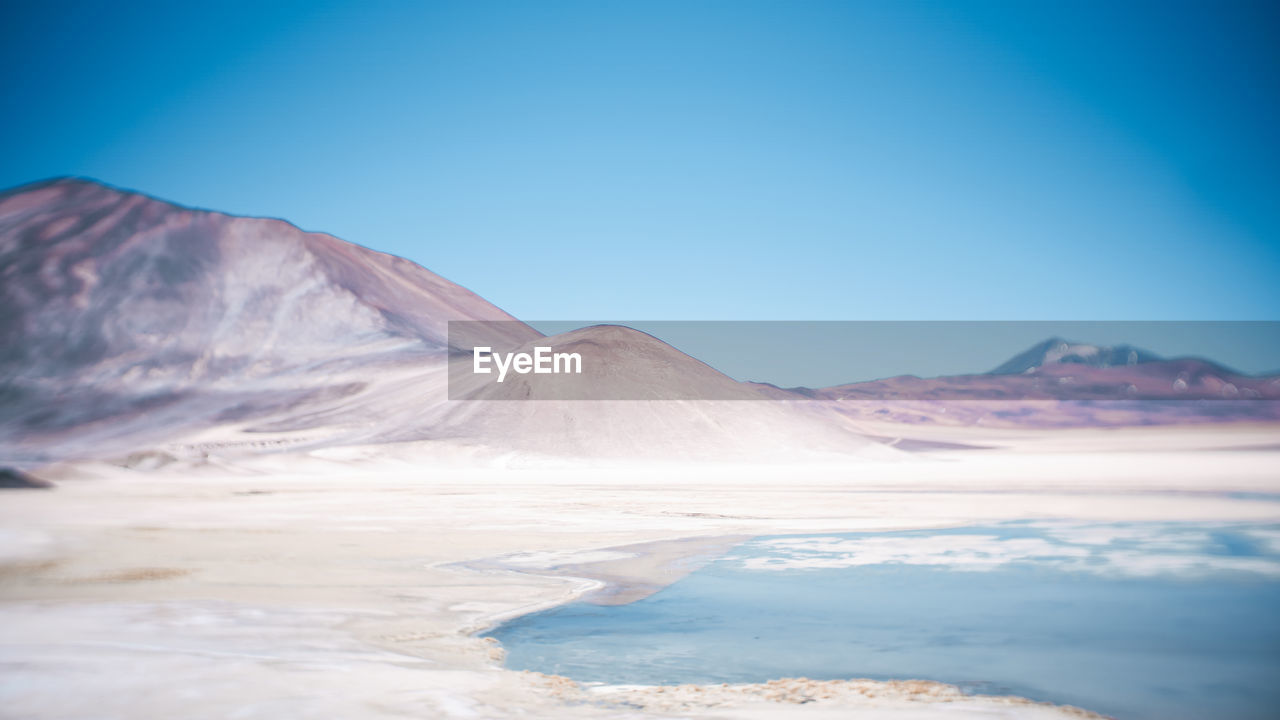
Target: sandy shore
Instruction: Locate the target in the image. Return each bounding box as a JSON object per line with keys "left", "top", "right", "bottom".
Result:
{"left": 2, "top": 427, "right": 1279, "bottom": 719}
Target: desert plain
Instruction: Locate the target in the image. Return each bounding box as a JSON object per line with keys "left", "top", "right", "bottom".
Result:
{"left": 3, "top": 423, "right": 1278, "bottom": 720}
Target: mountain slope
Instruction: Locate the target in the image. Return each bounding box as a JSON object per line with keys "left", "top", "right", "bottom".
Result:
{"left": 0, "top": 178, "right": 539, "bottom": 464}
{"left": 0, "top": 179, "right": 893, "bottom": 466}
{"left": 0, "top": 178, "right": 535, "bottom": 367}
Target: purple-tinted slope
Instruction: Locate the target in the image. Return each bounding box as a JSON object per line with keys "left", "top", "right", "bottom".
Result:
{"left": 0, "top": 178, "right": 539, "bottom": 464}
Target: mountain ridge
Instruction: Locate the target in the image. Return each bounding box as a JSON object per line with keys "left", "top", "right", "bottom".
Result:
{"left": 0, "top": 178, "right": 540, "bottom": 463}
{"left": 0, "top": 178, "right": 895, "bottom": 466}
{"left": 1, "top": 179, "right": 1275, "bottom": 465}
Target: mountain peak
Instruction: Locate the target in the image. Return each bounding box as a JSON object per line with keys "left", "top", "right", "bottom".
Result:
{"left": 0, "top": 178, "right": 539, "bottom": 463}
{"left": 989, "top": 338, "right": 1163, "bottom": 375}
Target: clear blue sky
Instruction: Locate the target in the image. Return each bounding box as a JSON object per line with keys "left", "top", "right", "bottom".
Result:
{"left": 3, "top": 0, "right": 1278, "bottom": 322}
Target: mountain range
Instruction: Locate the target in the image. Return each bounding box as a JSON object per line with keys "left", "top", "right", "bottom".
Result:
{"left": 0, "top": 179, "right": 891, "bottom": 466}
{"left": 1, "top": 179, "right": 1275, "bottom": 466}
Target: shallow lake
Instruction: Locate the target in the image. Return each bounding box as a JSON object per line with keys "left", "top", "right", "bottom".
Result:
{"left": 486, "top": 521, "right": 1280, "bottom": 719}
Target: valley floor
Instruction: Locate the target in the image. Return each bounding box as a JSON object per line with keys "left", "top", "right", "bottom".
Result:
{"left": 2, "top": 424, "right": 1279, "bottom": 720}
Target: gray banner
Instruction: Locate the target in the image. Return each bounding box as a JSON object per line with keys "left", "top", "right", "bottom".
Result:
{"left": 447, "top": 321, "right": 1280, "bottom": 403}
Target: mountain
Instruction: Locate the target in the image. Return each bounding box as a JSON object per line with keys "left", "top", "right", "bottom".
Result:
{"left": 989, "top": 338, "right": 1165, "bottom": 375}
{"left": 4, "top": 178, "right": 1270, "bottom": 464}
{"left": 0, "top": 178, "right": 892, "bottom": 466}
{"left": 806, "top": 340, "right": 1280, "bottom": 428}
{"left": 0, "top": 178, "right": 544, "bottom": 464}
{"left": 431, "top": 323, "right": 894, "bottom": 460}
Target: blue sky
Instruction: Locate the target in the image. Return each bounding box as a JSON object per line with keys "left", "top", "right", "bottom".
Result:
{"left": 3, "top": 0, "right": 1278, "bottom": 322}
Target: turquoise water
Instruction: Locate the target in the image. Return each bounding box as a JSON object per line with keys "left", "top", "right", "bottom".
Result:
{"left": 486, "top": 522, "right": 1280, "bottom": 719}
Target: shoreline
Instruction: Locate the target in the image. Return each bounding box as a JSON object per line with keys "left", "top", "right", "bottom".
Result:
{"left": 3, "top": 441, "right": 1279, "bottom": 718}
{"left": 460, "top": 532, "right": 755, "bottom": 612}
{"left": 466, "top": 530, "right": 1117, "bottom": 718}
{"left": 572, "top": 677, "right": 1110, "bottom": 718}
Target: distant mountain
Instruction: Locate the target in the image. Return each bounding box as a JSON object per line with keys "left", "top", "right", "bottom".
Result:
{"left": 989, "top": 338, "right": 1165, "bottom": 375}
{"left": 804, "top": 340, "right": 1280, "bottom": 429}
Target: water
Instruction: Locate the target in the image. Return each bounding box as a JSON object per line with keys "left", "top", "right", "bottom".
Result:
{"left": 486, "top": 522, "right": 1280, "bottom": 719}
